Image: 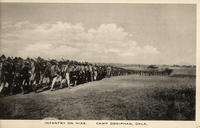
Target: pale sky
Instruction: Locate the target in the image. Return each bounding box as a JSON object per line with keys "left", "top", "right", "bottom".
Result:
{"left": 0, "top": 3, "right": 196, "bottom": 65}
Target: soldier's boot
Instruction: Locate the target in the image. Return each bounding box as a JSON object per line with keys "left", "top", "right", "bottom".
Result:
{"left": 34, "top": 84, "right": 38, "bottom": 93}
{"left": 74, "top": 81, "right": 77, "bottom": 87}
{"left": 21, "top": 87, "right": 25, "bottom": 95}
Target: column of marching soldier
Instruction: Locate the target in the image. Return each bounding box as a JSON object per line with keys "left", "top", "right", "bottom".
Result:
{"left": 0, "top": 55, "right": 173, "bottom": 96}
{"left": 0, "top": 55, "right": 115, "bottom": 96}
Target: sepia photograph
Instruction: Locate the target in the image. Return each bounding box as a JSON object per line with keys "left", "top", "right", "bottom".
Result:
{"left": 0, "top": 2, "right": 197, "bottom": 122}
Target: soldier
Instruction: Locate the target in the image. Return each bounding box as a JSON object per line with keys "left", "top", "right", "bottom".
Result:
{"left": 12, "top": 58, "right": 23, "bottom": 94}
{"left": 50, "top": 72, "right": 62, "bottom": 91}
{"left": 60, "top": 64, "right": 69, "bottom": 89}
{"left": 0, "top": 60, "right": 7, "bottom": 95}
{"left": 21, "top": 61, "right": 30, "bottom": 94}
{"left": 1, "top": 58, "right": 15, "bottom": 95}
{"left": 89, "top": 65, "right": 94, "bottom": 82}
{"left": 33, "top": 61, "right": 42, "bottom": 93}
{"left": 70, "top": 67, "right": 77, "bottom": 87}
{"left": 64, "top": 69, "right": 71, "bottom": 88}
{"left": 96, "top": 67, "right": 101, "bottom": 80}
{"left": 29, "top": 60, "right": 36, "bottom": 89}
{"left": 76, "top": 66, "right": 82, "bottom": 85}
{"left": 106, "top": 66, "right": 111, "bottom": 78}
{"left": 79, "top": 66, "right": 86, "bottom": 84}
{"left": 42, "top": 62, "right": 51, "bottom": 89}
{"left": 85, "top": 66, "right": 91, "bottom": 82}
{"left": 38, "top": 61, "right": 46, "bottom": 86}
{"left": 0, "top": 60, "right": 3, "bottom": 87}
{"left": 93, "top": 69, "right": 98, "bottom": 81}
{"left": 50, "top": 62, "right": 57, "bottom": 82}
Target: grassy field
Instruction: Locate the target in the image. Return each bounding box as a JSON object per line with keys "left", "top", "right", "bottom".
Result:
{"left": 171, "top": 68, "right": 196, "bottom": 77}
{"left": 0, "top": 74, "right": 195, "bottom": 120}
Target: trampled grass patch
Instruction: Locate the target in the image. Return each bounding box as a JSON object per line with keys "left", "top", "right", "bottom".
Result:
{"left": 0, "top": 75, "right": 195, "bottom": 120}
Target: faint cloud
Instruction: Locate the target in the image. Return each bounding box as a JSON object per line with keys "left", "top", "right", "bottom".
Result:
{"left": 1, "top": 21, "right": 159, "bottom": 64}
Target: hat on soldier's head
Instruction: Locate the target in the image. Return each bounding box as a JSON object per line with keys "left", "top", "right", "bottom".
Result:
{"left": 50, "top": 60, "right": 56, "bottom": 65}
{"left": 0, "top": 54, "right": 6, "bottom": 59}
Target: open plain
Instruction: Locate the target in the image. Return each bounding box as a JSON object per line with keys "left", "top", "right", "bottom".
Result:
{"left": 0, "top": 68, "right": 195, "bottom": 120}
